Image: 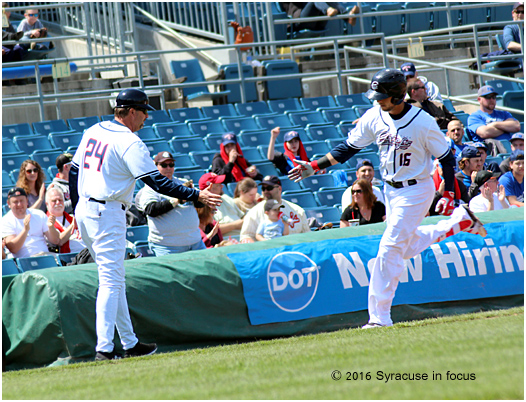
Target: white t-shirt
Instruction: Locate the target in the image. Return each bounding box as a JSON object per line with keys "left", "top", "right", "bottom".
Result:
{"left": 469, "top": 193, "right": 509, "bottom": 213}
{"left": 214, "top": 194, "right": 245, "bottom": 236}
{"left": 2, "top": 209, "right": 50, "bottom": 258}
{"left": 341, "top": 185, "right": 384, "bottom": 210}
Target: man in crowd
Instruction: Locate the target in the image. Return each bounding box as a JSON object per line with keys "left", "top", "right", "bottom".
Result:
{"left": 48, "top": 153, "right": 74, "bottom": 214}
{"left": 406, "top": 78, "right": 457, "bottom": 130}
{"left": 240, "top": 175, "right": 310, "bottom": 242}
{"left": 468, "top": 171, "right": 509, "bottom": 212}
{"left": 455, "top": 146, "right": 483, "bottom": 198}
{"left": 341, "top": 159, "right": 384, "bottom": 208}
{"left": 500, "top": 133, "right": 524, "bottom": 173}
{"left": 2, "top": 2, "right": 24, "bottom": 63}
{"left": 471, "top": 142, "right": 501, "bottom": 173}
{"left": 446, "top": 120, "right": 468, "bottom": 158}
{"left": 499, "top": 149, "right": 524, "bottom": 207}
{"left": 503, "top": 2, "right": 523, "bottom": 54}
{"left": 467, "top": 85, "right": 521, "bottom": 155}
{"left": 400, "top": 62, "right": 443, "bottom": 101}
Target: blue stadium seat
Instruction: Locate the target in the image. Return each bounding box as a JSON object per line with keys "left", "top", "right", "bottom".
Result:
{"left": 300, "top": 96, "right": 336, "bottom": 111}
{"left": 173, "top": 154, "right": 196, "bottom": 168}
{"left": 142, "top": 139, "right": 171, "bottom": 157}
{"left": 218, "top": 63, "right": 258, "bottom": 103}
{"left": 48, "top": 132, "right": 83, "bottom": 150}
{"left": 352, "top": 105, "right": 373, "bottom": 118}
{"left": 278, "top": 176, "right": 303, "bottom": 192}
{"left": 14, "top": 135, "right": 55, "bottom": 154}
{"left": 168, "top": 107, "right": 206, "bottom": 123}
{"left": 461, "top": 3, "right": 490, "bottom": 25}
{"left": 188, "top": 120, "right": 227, "bottom": 138}
{"left": 241, "top": 147, "right": 266, "bottom": 163}
{"left": 3, "top": 153, "right": 29, "bottom": 173}
{"left": 314, "top": 188, "right": 347, "bottom": 207}
{"left": 136, "top": 127, "right": 160, "bottom": 140}
{"left": 235, "top": 101, "right": 274, "bottom": 117}
{"left": 334, "top": 94, "right": 372, "bottom": 108}
{"left": 67, "top": 116, "right": 100, "bottom": 132}
{"left": 305, "top": 206, "right": 342, "bottom": 226}
{"left": 403, "top": 2, "right": 433, "bottom": 33}
{"left": 48, "top": 166, "right": 59, "bottom": 180}
{"left": 203, "top": 133, "right": 224, "bottom": 151}
{"left": 32, "top": 119, "right": 69, "bottom": 136}
{"left": 454, "top": 112, "right": 470, "bottom": 127}
{"left": 302, "top": 141, "right": 330, "bottom": 156}
{"left": 255, "top": 114, "right": 293, "bottom": 130}
{"left": 17, "top": 255, "right": 59, "bottom": 272}
{"left": 485, "top": 80, "right": 523, "bottom": 95}
{"left": 306, "top": 124, "right": 343, "bottom": 141}
{"left": 499, "top": 91, "right": 524, "bottom": 120}
{"left": 337, "top": 121, "right": 357, "bottom": 137}
{"left": 153, "top": 122, "right": 195, "bottom": 140}
{"left": 441, "top": 98, "right": 457, "bottom": 113}
{"left": 30, "top": 149, "right": 64, "bottom": 169}
{"left": 2, "top": 170, "right": 14, "bottom": 186}
{"left": 169, "top": 137, "right": 209, "bottom": 154}
{"left": 202, "top": 104, "right": 239, "bottom": 119}
{"left": 267, "top": 98, "right": 304, "bottom": 114}
{"left": 348, "top": 151, "right": 381, "bottom": 169}
{"left": 100, "top": 114, "right": 114, "bottom": 121}
{"left": 252, "top": 161, "right": 281, "bottom": 177}
{"left": 221, "top": 116, "right": 260, "bottom": 134}
{"left": 171, "top": 167, "right": 206, "bottom": 183}
{"left": 282, "top": 190, "right": 319, "bottom": 208}
{"left": 237, "top": 131, "right": 270, "bottom": 148}
{"left": 287, "top": 110, "right": 328, "bottom": 128}
{"left": 321, "top": 108, "right": 358, "bottom": 125}
{"left": 499, "top": 140, "right": 512, "bottom": 154}
{"left": 56, "top": 252, "right": 79, "bottom": 266}
{"left": 143, "top": 110, "right": 173, "bottom": 127}
{"left": 301, "top": 174, "right": 337, "bottom": 192}
{"left": 2, "top": 259, "right": 21, "bottom": 276}
{"left": 189, "top": 150, "right": 217, "bottom": 169}
{"left": 125, "top": 225, "right": 149, "bottom": 245}
{"left": 2, "top": 123, "right": 33, "bottom": 139}
{"left": 433, "top": 2, "right": 462, "bottom": 29}
{"left": 374, "top": 2, "right": 404, "bottom": 36}
{"left": 262, "top": 60, "right": 302, "bottom": 100}
{"left": 2, "top": 138, "right": 20, "bottom": 154}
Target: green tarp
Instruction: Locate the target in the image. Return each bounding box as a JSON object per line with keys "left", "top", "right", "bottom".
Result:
{"left": 2, "top": 208, "right": 524, "bottom": 371}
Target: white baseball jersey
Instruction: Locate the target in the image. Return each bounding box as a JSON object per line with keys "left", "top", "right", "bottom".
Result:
{"left": 346, "top": 105, "right": 449, "bottom": 183}
{"left": 72, "top": 120, "right": 157, "bottom": 207}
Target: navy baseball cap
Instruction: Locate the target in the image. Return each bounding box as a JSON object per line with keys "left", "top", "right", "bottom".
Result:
{"left": 260, "top": 175, "right": 281, "bottom": 187}
{"left": 511, "top": 132, "right": 524, "bottom": 143}
{"left": 356, "top": 158, "right": 374, "bottom": 171}
{"left": 7, "top": 187, "right": 27, "bottom": 199}
{"left": 283, "top": 130, "right": 300, "bottom": 142}
{"left": 221, "top": 132, "right": 237, "bottom": 146}
{"left": 400, "top": 62, "right": 416, "bottom": 77}
{"left": 510, "top": 149, "right": 524, "bottom": 162}
{"left": 477, "top": 85, "right": 498, "bottom": 97}
{"left": 460, "top": 146, "right": 481, "bottom": 159}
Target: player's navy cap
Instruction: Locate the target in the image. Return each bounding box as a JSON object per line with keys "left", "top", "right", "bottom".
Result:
{"left": 198, "top": 172, "right": 226, "bottom": 190}
{"left": 511, "top": 132, "right": 524, "bottom": 142}
{"left": 221, "top": 132, "right": 237, "bottom": 146}
{"left": 474, "top": 170, "right": 501, "bottom": 187}
{"left": 264, "top": 199, "right": 284, "bottom": 212}
{"left": 55, "top": 153, "right": 73, "bottom": 170}
{"left": 154, "top": 151, "right": 174, "bottom": 164}
{"left": 356, "top": 158, "right": 374, "bottom": 171}
{"left": 477, "top": 85, "right": 498, "bottom": 97}
{"left": 114, "top": 88, "right": 156, "bottom": 111}
{"left": 460, "top": 146, "right": 481, "bottom": 159}
{"left": 260, "top": 175, "right": 281, "bottom": 187}
{"left": 400, "top": 62, "right": 416, "bottom": 76}
{"left": 510, "top": 149, "right": 524, "bottom": 161}
{"left": 283, "top": 130, "right": 300, "bottom": 142}
{"left": 7, "top": 187, "right": 27, "bottom": 199}
{"left": 472, "top": 141, "right": 488, "bottom": 150}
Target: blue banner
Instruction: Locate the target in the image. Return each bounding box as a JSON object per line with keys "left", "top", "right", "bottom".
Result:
{"left": 228, "top": 221, "right": 524, "bottom": 325}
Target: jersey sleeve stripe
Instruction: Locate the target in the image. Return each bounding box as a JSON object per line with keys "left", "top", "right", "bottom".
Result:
{"left": 135, "top": 170, "right": 159, "bottom": 180}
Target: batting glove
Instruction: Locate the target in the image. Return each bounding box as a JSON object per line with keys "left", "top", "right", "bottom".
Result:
{"left": 435, "top": 191, "right": 456, "bottom": 216}
{"left": 288, "top": 159, "right": 319, "bottom": 183}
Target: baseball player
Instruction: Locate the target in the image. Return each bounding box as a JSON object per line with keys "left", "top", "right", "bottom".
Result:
{"left": 289, "top": 69, "right": 487, "bottom": 328}
{"left": 69, "top": 89, "right": 222, "bottom": 361}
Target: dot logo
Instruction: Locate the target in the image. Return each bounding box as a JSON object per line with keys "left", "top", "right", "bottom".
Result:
{"left": 267, "top": 252, "right": 320, "bottom": 312}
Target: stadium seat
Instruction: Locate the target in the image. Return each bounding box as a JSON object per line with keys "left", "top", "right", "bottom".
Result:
{"left": 262, "top": 60, "right": 302, "bottom": 100}
{"left": 314, "top": 188, "right": 347, "bottom": 207}
{"left": 30, "top": 149, "right": 64, "bottom": 169}
{"left": 499, "top": 91, "right": 524, "bottom": 120}
{"left": 499, "top": 140, "right": 512, "bottom": 154}
{"left": 301, "top": 174, "right": 337, "bottom": 192}
{"left": 189, "top": 150, "right": 217, "bottom": 169}
{"left": 100, "top": 114, "right": 114, "bottom": 121}
{"left": 278, "top": 176, "right": 303, "bottom": 192}
{"left": 302, "top": 141, "right": 331, "bottom": 156}
{"left": 235, "top": 101, "right": 274, "bottom": 117}
{"left": 203, "top": 133, "right": 225, "bottom": 151}
{"left": 485, "top": 80, "right": 523, "bottom": 95}
{"left": 300, "top": 96, "right": 336, "bottom": 111}
{"left": 2, "top": 170, "right": 14, "bottom": 187}
{"left": 255, "top": 114, "right": 293, "bottom": 130}
{"left": 461, "top": 3, "right": 490, "bottom": 25}
{"left": 240, "top": 147, "right": 266, "bottom": 163}
{"left": 252, "top": 161, "right": 281, "bottom": 177}
{"left": 3, "top": 153, "right": 29, "bottom": 173}
{"left": 306, "top": 125, "right": 344, "bottom": 141}
{"left": 321, "top": 108, "right": 358, "bottom": 125}
{"left": 172, "top": 167, "right": 206, "bottom": 183}
{"left": 136, "top": 127, "right": 160, "bottom": 140}
{"left": 143, "top": 139, "right": 171, "bottom": 157}
{"left": 2, "top": 259, "right": 21, "bottom": 276}
{"left": 169, "top": 137, "right": 208, "bottom": 154}
{"left": 17, "top": 255, "right": 59, "bottom": 272}
{"left": 221, "top": 116, "right": 260, "bottom": 134}
{"left": 403, "top": 2, "right": 433, "bottom": 33}
{"left": 348, "top": 151, "right": 381, "bottom": 170}
{"left": 125, "top": 225, "right": 149, "bottom": 245}
{"left": 14, "top": 135, "right": 55, "bottom": 154}
{"left": 454, "top": 112, "right": 470, "bottom": 127}
{"left": 2, "top": 123, "right": 33, "bottom": 139}
{"left": 334, "top": 94, "right": 372, "bottom": 108}
{"left": 168, "top": 107, "right": 206, "bottom": 123}
{"left": 352, "top": 105, "right": 373, "bottom": 118}
{"left": 442, "top": 98, "right": 457, "bottom": 113}
{"left": 218, "top": 63, "right": 258, "bottom": 103}
{"left": 305, "top": 206, "right": 342, "bottom": 227}
{"left": 153, "top": 122, "right": 195, "bottom": 140}
{"left": 173, "top": 154, "right": 196, "bottom": 169}
{"left": 143, "top": 110, "right": 173, "bottom": 127}
{"left": 170, "top": 59, "right": 230, "bottom": 103}
{"left": 267, "top": 98, "right": 304, "bottom": 114}
{"left": 48, "top": 132, "right": 83, "bottom": 150}
{"left": 337, "top": 121, "right": 357, "bottom": 137}
{"left": 32, "top": 119, "right": 70, "bottom": 136}
{"left": 188, "top": 120, "right": 227, "bottom": 138}
{"left": 67, "top": 116, "right": 100, "bottom": 132}
{"left": 286, "top": 110, "right": 328, "bottom": 128}
{"left": 2, "top": 138, "right": 20, "bottom": 154}
{"left": 282, "top": 190, "right": 319, "bottom": 208}
{"left": 202, "top": 104, "right": 240, "bottom": 119}
{"left": 56, "top": 252, "right": 78, "bottom": 266}
{"left": 431, "top": 2, "right": 462, "bottom": 30}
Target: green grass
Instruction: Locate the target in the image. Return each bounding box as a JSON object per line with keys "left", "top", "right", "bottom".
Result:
{"left": 3, "top": 307, "right": 523, "bottom": 399}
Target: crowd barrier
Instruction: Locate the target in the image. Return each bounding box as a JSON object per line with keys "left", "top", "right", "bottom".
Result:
{"left": 2, "top": 208, "right": 523, "bottom": 371}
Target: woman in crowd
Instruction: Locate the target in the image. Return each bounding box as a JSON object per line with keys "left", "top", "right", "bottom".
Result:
{"left": 429, "top": 159, "right": 470, "bottom": 216}
{"left": 16, "top": 159, "right": 47, "bottom": 213}
{"left": 196, "top": 205, "right": 224, "bottom": 248}
{"left": 233, "top": 177, "right": 261, "bottom": 214}
{"left": 340, "top": 179, "right": 386, "bottom": 227}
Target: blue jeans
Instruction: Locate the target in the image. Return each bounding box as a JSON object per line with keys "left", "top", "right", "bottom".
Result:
{"left": 149, "top": 240, "right": 206, "bottom": 256}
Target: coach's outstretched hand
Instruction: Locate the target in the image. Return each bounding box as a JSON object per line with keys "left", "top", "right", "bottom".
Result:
{"left": 288, "top": 159, "right": 315, "bottom": 182}
{"left": 198, "top": 184, "right": 223, "bottom": 208}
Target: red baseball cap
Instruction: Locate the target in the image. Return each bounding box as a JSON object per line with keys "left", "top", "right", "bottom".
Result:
{"left": 198, "top": 172, "right": 226, "bottom": 190}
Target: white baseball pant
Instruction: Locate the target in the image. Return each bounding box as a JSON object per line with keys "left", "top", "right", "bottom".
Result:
{"left": 76, "top": 197, "right": 138, "bottom": 352}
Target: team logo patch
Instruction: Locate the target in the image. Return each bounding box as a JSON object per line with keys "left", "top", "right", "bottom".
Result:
{"left": 401, "top": 65, "right": 411, "bottom": 72}
{"left": 371, "top": 81, "right": 379, "bottom": 90}
{"left": 377, "top": 130, "right": 413, "bottom": 150}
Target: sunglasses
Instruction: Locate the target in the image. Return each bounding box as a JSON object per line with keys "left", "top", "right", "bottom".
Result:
{"left": 261, "top": 185, "right": 276, "bottom": 191}
{"left": 513, "top": 9, "right": 524, "bottom": 14}
{"left": 351, "top": 189, "right": 363, "bottom": 194}
{"left": 483, "top": 95, "right": 497, "bottom": 100}
{"left": 26, "top": 168, "right": 39, "bottom": 173}
{"left": 158, "top": 163, "right": 175, "bottom": 168}
{"left": 415, "top": 86, "right": 426, "bottom": 90}
{"left": 27, "top": 13, "right": 39, "bottom": 17}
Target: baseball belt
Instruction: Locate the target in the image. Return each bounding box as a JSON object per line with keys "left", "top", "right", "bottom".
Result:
{"left": 88, "top": 197, "right": 126, "bottom": 211}
{"left": 385, "top": 179, "right": 418, "bottom": 189}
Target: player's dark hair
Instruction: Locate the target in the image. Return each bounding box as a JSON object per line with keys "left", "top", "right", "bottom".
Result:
{"left": 349, "top": 179, "right": 377, "bottom": 210}
{"left": 114, "top": 107, "right": 133, "bottom": 119}
{"left": 16, "top": 159, "right": 46, "bottom": 197}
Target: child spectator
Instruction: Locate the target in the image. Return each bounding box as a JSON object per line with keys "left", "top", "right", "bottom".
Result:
{"left": 255, "top": 199, "right": 290, "bottom": 241}
{"left": 499, "top": 149, "right": 524, "bottom": 207}
{"left": 17, "top": 8, "right": 49, "bottom": 50}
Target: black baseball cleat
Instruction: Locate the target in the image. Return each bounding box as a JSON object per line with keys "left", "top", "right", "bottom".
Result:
{"left": 124, "top": 342, "right": 157, "bottom": 358}
{"left": 95, "top": 350, "right": 122, "bottom": 361}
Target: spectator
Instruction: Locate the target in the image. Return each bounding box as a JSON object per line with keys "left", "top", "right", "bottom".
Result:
{"left": 2, "top": 2, "right": 24, "bottom": 63}
{"left": 45, "top": 187, "right": 86, "bottom": 253}
{"left": 430, "top": 159, "right": 470, "bottom": 216}
{"left": 48, "top": 153, "right": 73, "bottom": 214}
{"left": 279, "top": 2, "right": 360, "bottom": 31}
{"left": 267, "top": 128, "right": 324, "bottom": 175}
{"left": 2, "top": 238, "right": 6, "bottom": 260}
{"left": 16, "top": 159, "right": 47, "bottom": 213}
{"left": 455, "top": 146, "right": 483, "bottom": 198}
{"left": 233, "top": 177, "right": 261, "bottom": 214}
{"left": 340, "top": 179, "right": 386, "bottom": 227}
{"left": 499, "top": 150, "right": 524, "bottom": 207}
{"left": 199, "top": 172, "right": 245, "bottom": 237}
{"left": 17, "top": 8, "right": 50, "bottom": 51}
{"left": 2, "top": 187, "right": 60, "bottom": 258}
{"left": 503, "top": 2, "right": 524, "bottom": 53}
{"left": 467, "top": 85, "right": 520, "bottom": 155}
{"left": 196, "top": 205, "right": 223, "bottom": 248}
{"left": 469, "top": 171, "right": 509, "bottom": 212}
{"left": 406, "top": 78, "right": 457, "bottom": 130}
{"left": 471, "top": 141, "right": 501, "bottom": 173}
{"left": 212, "top": 132, "right": 263, "bottom": 184}
{"left": 341, "top": 159, "right": 384, "bottom": 209}
{"left": 256, "top": 199, "right": 290, "bottom": 241}
{"left": 400, "top": 62, "right": 443, "bottom": 102}
{"left": 240, "top": 175, "right": 310, "bottom": 242}
{"left": 500, "top": 133, "right": 524, "bottom": 173}
{"left": 446, "top": 120, "right": 468, "bottom": 157}
{"left": 136, "top": 151, "right": 205, "bottom": 256}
